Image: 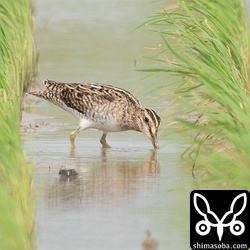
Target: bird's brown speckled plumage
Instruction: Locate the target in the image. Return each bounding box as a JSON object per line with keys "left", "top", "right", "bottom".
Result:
{"left": 29, "top": 79, "right": 161, "bottom": 149}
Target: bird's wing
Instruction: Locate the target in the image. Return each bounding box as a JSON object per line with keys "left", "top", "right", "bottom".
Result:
{"left": 43, "top": 80, "right": 142, "bottom": 115}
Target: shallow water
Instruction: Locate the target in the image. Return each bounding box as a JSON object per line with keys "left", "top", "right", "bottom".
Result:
{"left": 23, "top": 0, "right": 194, "bottom": 249}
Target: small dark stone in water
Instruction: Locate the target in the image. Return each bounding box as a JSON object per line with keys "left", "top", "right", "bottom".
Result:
{"left": 59, "top": 168, "right": 78, "bottom": 177}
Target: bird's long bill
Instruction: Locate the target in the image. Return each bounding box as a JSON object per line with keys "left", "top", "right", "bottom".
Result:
{"left": 150, "top": 133, "right": 159, "bottom": 149}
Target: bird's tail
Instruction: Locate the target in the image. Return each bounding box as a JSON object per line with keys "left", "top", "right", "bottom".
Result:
{"left": 28, "top": 80, "right": 76, "bottom": 115}
{"left": 28, "top": 87, "right": 64, "bottom": 109}
{"left": 43, "top": 79, "right": 63, "bottom": 92}
{"left": 29, "top": 90, "right": 46, "bottom": 98}
{"left": 28, "top": 79, "right": 64, "bottom": 102}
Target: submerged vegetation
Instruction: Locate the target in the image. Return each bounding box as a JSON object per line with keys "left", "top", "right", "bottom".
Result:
{"left": 0, "top": 0, "right": 35, "bottom": 249}
{"left": 144, "top": 0, "right": 250, "bottom": 189}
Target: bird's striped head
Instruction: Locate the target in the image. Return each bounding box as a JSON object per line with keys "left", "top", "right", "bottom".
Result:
{"left": 138, "top": 108, "right": 161, "bottom": 149}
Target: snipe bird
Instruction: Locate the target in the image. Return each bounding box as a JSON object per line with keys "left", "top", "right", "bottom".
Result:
{"left": 29, "top": 79, "right": 161, "bottom": 149}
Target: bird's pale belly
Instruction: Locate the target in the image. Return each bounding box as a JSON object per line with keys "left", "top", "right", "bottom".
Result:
{"left": 79, "top": 117, "right": 124, "bottom": 132}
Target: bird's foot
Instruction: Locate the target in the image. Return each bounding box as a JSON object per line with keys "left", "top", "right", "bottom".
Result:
{"left": 101, "top": 142, "right": 112, "bottom": 148}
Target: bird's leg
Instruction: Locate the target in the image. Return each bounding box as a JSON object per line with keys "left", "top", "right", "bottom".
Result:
{"left": 70, "top": 127, "right": 81, "bottom": 149}
{"left": 100, "top": 133, "right": 111, "bottom": 148}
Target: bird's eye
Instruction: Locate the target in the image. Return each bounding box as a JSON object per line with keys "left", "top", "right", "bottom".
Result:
{"left": 144, "top": 117, "right": 149, "bottom": 123}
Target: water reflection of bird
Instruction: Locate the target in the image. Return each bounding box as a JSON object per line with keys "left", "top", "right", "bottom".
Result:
{"left": 45, "top": 150, "right": 160, "bottom": 206}
{"left": 29, "top": 79, "right": 161, "bottom": 149}
{"left": 142, "top": 231, "right": 158, "bottom": 250}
